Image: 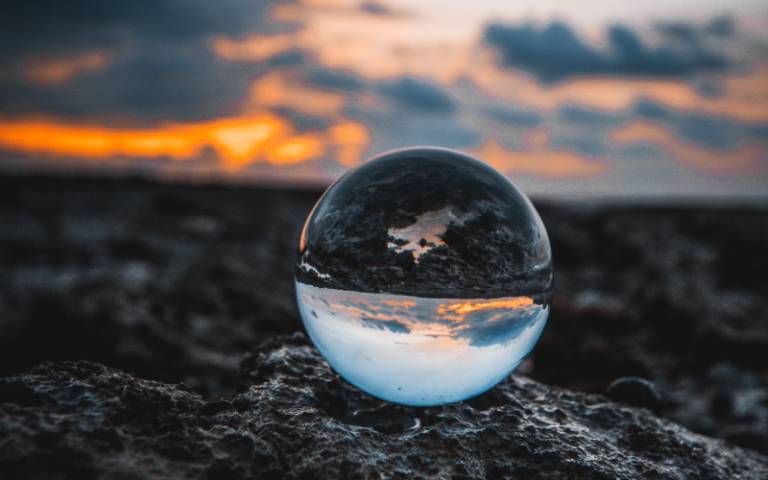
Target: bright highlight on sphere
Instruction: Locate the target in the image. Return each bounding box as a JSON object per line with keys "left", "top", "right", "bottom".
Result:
{"left": 295, "top": 147, "right": 553, "bottom": 406}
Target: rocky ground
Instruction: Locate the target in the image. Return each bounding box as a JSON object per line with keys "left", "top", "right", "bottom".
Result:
{"left": 0, "top": 173, "right": 767, "bottom": 478}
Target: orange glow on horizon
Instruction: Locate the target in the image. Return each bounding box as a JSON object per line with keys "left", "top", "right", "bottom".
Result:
{"left": 0, "top": 114, "right": 369, "bottom": 170}
{"left": 266, "top": 134, "right": 324, "bottom": 164}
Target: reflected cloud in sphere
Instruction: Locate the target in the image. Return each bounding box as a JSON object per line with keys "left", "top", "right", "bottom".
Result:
{"left": 297, "top": 284, "right": 548, "bottom": 405}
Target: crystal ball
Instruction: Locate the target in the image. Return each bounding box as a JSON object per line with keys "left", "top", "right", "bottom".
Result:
{"left": 295, "top": 147, "right": 553, "bottom": 406}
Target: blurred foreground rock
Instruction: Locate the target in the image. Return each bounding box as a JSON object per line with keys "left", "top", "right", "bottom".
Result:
{"left": 1, "top": 335, "right": 766, "bottom": 480}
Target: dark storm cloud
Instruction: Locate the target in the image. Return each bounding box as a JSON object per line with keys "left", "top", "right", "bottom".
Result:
{"left": 675, "top": 115, "right": 747, "bottom": 149}
{"left": 705, "top": 15, "right": 737, "bottom": 37}
{"left": 0, "top": 0, "right": 285, "bottom": 63}
{"left": 308, "top": 68, "right": 460, "bottom": 117}
{"left": 358, "top": 1, "right": 407, "bottom": 17}
{"left": 632, "top": 100, "right": 768, "bottom": 149}
{"left": 264, "top": 49, "right": 307, "bottom": 67}
{"left": 748, "top": 124, "right": 768, "bottom": 142}
{"left": 557, "top": 104, "right": 624, "bottom": 128}
{"left": 656, "top": 16, "right": 737, "bottom": 44}
{"left": 552, "top": 105, "right": 622, "bottom": 156}
{"left": 633, "top": 100, "right": 671, "bottom": 120}
{"left": 483, "top": 20, "right": 731, "bottom": 82}
{"left": 0, "top": 46, "right": 260, "bottom": 120}
{"left": 305, "top": 68, "right": 365, "bottom": 92}
{"left": 376, "top": 77, "right": 455, "bottom": 113}
{"left": 0, "top": 0, "right": 290, "bottom": 120}
{"left": 484, "top": 105, "right": 543, "bottom": 128}
{"left": 360, "top": 316, "right": 411, "bottom": 334}
{"left": 548, "top": 133, "right": 607, "bottom": 157}
{"left": 655, "top": 22, "right": 701, "bottom": 45}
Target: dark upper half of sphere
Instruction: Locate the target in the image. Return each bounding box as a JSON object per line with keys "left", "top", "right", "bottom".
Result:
{"left": 296, "top": 147, "right": 553, "bottom": 299}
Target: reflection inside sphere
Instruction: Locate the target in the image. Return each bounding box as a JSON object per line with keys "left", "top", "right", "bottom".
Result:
{"left": 297, "top": 283, "right": 548, "bottom": 406}
{"left": 295, "top": 147, "right": 552, "bottom": 406}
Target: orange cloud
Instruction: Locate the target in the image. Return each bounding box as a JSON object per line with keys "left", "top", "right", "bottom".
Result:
{"left": 265, "top": 133, "right": 324, "bottom": 164}
{"left": 381, "top": 299, "right": 418, "bottom": 308}
{"left": 246, "top": 71, "right": 347, "bottom": 117}
{"left": 471, "top": 130, "right": 607, "bottom": 178}
{"left": 212, "top": 34, "right": 296, "bottom": 62}
{"left": 438, "top": 297, "right": 534, "bottom": 316}
{"left": 0, "top": 114, "right": 369, "bottom": 170}
{"left": 329, "top": 122, "right": 369, "bottom": 167}
{"left": 22, "top": 51, "right": 111, "bottom": 86}
{"left": 610, "top": 121, "right": 765, "bottom": 173}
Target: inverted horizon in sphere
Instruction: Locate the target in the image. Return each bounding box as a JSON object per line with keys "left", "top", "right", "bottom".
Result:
{"left": 297, "top": 282, "right": 549, "bottom": 406}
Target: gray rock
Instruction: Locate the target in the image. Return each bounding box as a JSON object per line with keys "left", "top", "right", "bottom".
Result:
{"left": 606, "top": 377, "right": 662, "bottom": 412}
{"left": 1, "top": 335, "right": 766, "bottom": 479}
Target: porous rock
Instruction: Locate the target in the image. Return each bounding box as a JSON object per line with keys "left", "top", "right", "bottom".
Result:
{"left": 606, "top": 377, "right": 662, "bottom": 412}
{"left": 1, "top": 334, "right": 766, "bottom": 480}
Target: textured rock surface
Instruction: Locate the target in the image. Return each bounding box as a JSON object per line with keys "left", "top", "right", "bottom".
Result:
{"left": 1, "top": 336, "right": 767, "bottom": 480}
{"left": 606, "top": 377, "right": 662, "bottom": 412}
{"left": 1, "top": 174, "right": 767, "bottom": 477}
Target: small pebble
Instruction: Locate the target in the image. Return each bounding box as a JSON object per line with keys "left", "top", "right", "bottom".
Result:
{"left": 606, "top": 377, "right": 662, "bottom": 411}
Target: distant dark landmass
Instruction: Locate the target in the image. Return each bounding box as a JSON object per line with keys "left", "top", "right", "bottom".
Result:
{"left": 0, "top": 173, "right": 766, "bottom": 478}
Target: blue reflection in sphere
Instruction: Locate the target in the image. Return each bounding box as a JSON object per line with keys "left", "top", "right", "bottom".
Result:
{"left": 295, "top": 147, "right": 553, "bottom": 406}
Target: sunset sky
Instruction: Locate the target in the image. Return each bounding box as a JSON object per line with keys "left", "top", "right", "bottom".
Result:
{"left": 0, "top": 0, "right": 766, "bottom": 199}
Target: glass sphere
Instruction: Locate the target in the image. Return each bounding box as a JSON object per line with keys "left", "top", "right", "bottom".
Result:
{"left": 295, "top": 147, "right": 553, "bottom": 406}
